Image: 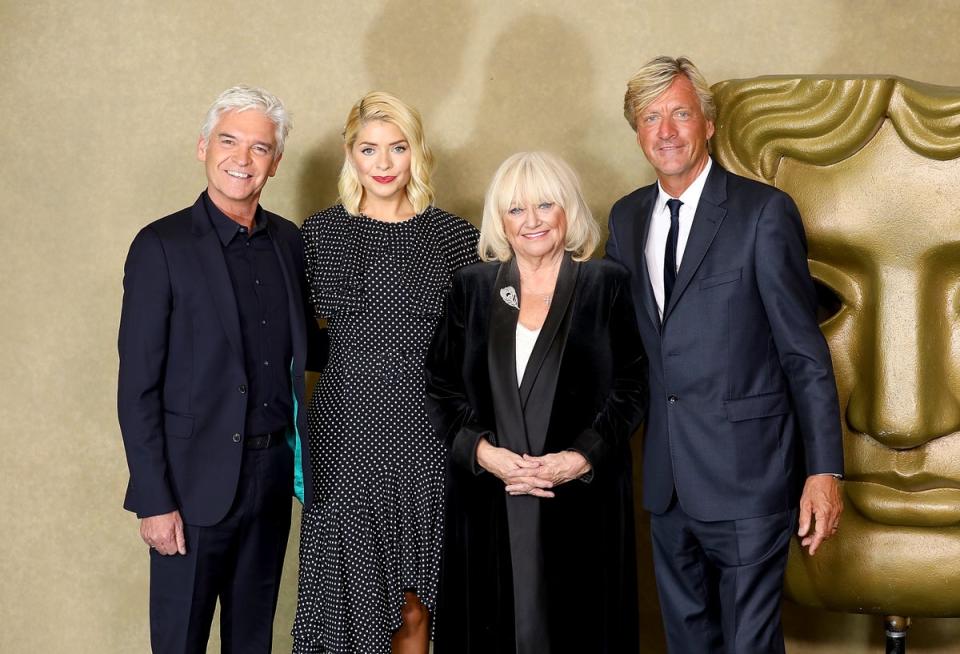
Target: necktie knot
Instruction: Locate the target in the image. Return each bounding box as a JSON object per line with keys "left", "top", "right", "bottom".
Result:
{"left": 666, "top": 198, "right": 683, "bottom": 220}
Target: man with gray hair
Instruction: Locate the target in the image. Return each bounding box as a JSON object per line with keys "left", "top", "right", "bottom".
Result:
{"left": 118, "top": 85, "right": 326, "bottom": 652}
{"left": 606, "top": 57, "right": 844, "bottom": 652}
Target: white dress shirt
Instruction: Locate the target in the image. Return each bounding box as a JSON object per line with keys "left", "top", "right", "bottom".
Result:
{"left": 644, "top": 158, "right": 714, "bottom": 318}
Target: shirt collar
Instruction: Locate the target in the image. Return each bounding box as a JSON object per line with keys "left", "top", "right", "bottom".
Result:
{"left": 202, "top": 191, "right": 266, "bottom": 246}
{"left": 655, "top": 156, "right": 713, "bottom": 211}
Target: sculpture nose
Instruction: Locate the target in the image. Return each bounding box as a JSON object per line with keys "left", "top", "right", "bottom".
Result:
{"left": 845, "top": 269, "right": 960, "bottom": 449}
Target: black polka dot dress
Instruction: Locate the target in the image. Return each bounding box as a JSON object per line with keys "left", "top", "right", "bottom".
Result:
{"left": 293, "top": 204, "right": 479, "bottom": 654}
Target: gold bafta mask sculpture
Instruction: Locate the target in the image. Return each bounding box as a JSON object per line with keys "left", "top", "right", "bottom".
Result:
{"left": 711, "top": 77, "right": 960, "bottom": 617}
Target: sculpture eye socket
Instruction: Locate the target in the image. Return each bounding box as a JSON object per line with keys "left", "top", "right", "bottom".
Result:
{"left": 813, "top": 278, "right": 843, "bottom": 324}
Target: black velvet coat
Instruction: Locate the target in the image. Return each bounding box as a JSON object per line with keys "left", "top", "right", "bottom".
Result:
{"left": 425, "top": 256, "right": 648, "bottom": 654}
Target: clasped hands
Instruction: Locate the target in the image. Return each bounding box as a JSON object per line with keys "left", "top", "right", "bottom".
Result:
{"left": 476, "top": 438, "right": 591, "bottom": 498}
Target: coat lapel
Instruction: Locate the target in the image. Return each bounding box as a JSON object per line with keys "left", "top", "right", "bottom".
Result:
{"left": 487, "top": 260, "right": 527, "bottom": 451}
{"left": 191, "top": 198, "right": 243, "bottom": 361}
{"left": 518, "top": 254, "right": 578, "bottom": 408}
{"left": 663, "top": 165, "right": 728, "bottom": 323}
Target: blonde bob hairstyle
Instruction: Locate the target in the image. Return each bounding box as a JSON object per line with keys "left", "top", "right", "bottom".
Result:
{"left": 338, "top": 91, "right": 435, "bottom": 216}
{"left": 624, "top": 55, "right": 717, "bottom": 131}
{"left": 479, "top": 151, "right": 600, "bottom": 262}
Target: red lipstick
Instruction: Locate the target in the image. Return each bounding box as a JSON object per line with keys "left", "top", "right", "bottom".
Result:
{"left": 372, "top": 176, "right": 396, "bottom": 184}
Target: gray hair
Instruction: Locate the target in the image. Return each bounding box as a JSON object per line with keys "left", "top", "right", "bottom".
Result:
{"left": 200, "top": 85, "right": 292, "bottom": 155}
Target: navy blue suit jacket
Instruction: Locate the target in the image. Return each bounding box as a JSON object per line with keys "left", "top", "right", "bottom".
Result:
{"left": 118, "top": 194, "right": 326, "bottom": 526}
{"left": 606, "top": 163, "right": 843, "bottom": 520}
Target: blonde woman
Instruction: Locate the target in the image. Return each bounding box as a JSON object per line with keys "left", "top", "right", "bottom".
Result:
{"left": 293, "top": 92, "right": 479, "bottom": 654}
{"left": 425, "top": 152, "right": 647, "bottom": 653}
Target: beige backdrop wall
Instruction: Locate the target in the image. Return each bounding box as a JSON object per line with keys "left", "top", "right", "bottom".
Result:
{"left": 2, "top": 1, "right": 959, "bottom": 652}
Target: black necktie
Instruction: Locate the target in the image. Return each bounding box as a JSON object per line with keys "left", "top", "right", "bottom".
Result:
{"left": 663, "top": 198, "right": 683, "bottom": 304}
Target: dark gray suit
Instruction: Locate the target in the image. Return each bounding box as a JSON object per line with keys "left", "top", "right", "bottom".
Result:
{"left": 606, "top": 162, "right": 843, "bottom": 653}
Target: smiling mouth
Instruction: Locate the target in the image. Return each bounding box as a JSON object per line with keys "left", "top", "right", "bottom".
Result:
{"left": 372, "top": 176, "right": 396, "bottom": 183}
{"left": 521, "top": 231, "right": 548, "bottom": 239}
{"left": 227, "top": 170, "right": 252, "bottom": 179}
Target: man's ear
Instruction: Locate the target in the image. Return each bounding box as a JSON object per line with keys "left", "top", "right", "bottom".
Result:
{"left": 269, "top": 153, "right": 282, "bottom": 177}
{"left": 197, "top": 136, "right": 207, "bottom": 162}
{"left": 705, "top": 120, "right": 715, "bottom": 141}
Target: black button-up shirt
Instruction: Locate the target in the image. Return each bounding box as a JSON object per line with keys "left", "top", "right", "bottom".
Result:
{"left": 204, "top": 193, "right": 293, "bottom": 436}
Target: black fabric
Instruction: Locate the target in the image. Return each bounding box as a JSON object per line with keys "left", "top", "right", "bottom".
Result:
{"left": 203, "top": 194, "right": 293, "bottom": 435}
{"left": 425, "top": 258, "right": 647, "bottom": 653}
{"left": 118, "top": 193, "right": 328, "bottom": 526}
{"left": 148, "top": 444, "right": 294, "bottom": 653}
{"left": 663, "top": 198, "right": 682, "bottom": 305}
{"left": 485, "top": 255, "right": 578, "bottom": 653}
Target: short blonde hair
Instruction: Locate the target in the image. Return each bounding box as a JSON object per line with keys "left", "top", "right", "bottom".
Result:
{"left": 479, "top": 151, "right": 599, "bottom": 262}
{"left": 338, "top": 91, "right": 435, "bottom": 216}
{"left": 624, "top": 56, "right": 716, "bottom": 131}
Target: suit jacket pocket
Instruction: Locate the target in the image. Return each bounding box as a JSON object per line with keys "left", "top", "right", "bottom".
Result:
{"left": 724, "top": 392, "right": 790, "bottom": 422}
{"left": 699, "top": 267, "right": 742, "bottom": 290}
{"left": 164, "top": 411, "right": 195, "bottom": 439}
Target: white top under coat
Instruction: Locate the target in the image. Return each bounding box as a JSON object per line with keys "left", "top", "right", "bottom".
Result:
{"left": 515, "top": 322, "right": 541, "bottom": 385}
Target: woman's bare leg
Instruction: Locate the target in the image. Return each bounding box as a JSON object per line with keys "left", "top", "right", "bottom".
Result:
{"left": 391, "top": 591, "right": 430, "bottom": 654}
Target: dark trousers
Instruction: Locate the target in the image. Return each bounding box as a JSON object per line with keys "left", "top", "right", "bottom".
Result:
{"left": 149, "top": 444, "right": 294, "bottom": 654}
{"left": 650, "top": 499, "right": 796, "bottom": 654}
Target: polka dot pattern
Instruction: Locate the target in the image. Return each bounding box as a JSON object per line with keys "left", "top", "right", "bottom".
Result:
{"left": 293, "top": 204, "right": 479, "bottom": 654}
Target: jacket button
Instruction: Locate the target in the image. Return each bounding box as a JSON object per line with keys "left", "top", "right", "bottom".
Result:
{"left": 232, "top": 433, "right": 241, "bottom": 443}
{"left": 238, "top": 384, "right": 247, "bottom": 394}
{"left": 668, "top": 395, "right": 678, "bottom": 404}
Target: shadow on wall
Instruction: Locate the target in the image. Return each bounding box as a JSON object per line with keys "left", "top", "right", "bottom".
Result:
{"left": 437, "top": 12, "right": 621, "bottom": 227}
{"left": 295, "top": 0, "right": 475, "bottom": 222}
{"left": 297, "top": 6, "right": 622, "bottom": 237}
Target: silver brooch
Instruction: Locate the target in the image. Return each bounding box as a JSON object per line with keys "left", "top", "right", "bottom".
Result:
{"left": 500, "top": 286, "right": 519, "bottom": 310}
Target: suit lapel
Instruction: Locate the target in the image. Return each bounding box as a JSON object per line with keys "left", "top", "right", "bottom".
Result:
{"left": 663, "top": 165, "right": 728, "bottom": 322}
{"left": 518, "top": 254, "right": 577, "bottom": 408}
{"left": 191, "top": 198, "right": 244, "bottom": 361}
{"left": 632, "top": 188, "right": 661, "bottom": 331}
{"left": 487, "top": 260, "right": 527, "bottom": 451}
{"left": 267, "top": 216, "right": 307, "bottom": 371}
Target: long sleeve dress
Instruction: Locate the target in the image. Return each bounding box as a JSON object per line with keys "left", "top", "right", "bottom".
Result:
{"left": 293, "top": 204, "right": 479, "bottom": 654}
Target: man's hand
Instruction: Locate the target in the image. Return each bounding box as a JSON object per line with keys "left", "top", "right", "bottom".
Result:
{"left": 140, "top": 510, "right": 186, "bottom": 556}
{"left": 797, "top": 475, "right": 843, "bottom": 556}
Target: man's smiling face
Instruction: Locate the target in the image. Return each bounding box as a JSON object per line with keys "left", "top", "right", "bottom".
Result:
{"left": 635, "top": 74, "right": 714, "bottom": 197}
{"left": 197, "top": 108, "right": 280, "bottom": 215}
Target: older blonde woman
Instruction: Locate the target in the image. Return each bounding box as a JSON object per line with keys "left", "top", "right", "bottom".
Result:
{"left": 425, "top": 151, "right": 647, "bottom": 653}
{"left": 294, "top": 92, "right": 479, "bottom": 654}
